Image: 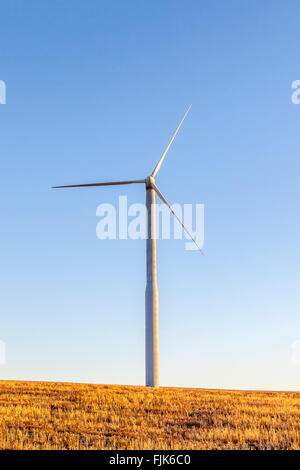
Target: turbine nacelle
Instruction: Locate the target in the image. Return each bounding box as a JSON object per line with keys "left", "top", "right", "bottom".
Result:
{"left": 145, "top": 176, "right": 155, "bottom": 189}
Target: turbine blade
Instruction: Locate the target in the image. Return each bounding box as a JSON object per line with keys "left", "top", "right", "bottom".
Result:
{"left": 151, "top": 105, "right": 192, "bottom": 177}
{"left": 153, "top": 183, "right": 204, "bottom": 254}
{"left": 52, "top": 179, "right": 145, "bottom": 189}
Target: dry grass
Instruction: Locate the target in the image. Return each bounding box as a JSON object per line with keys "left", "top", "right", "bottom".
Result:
{"left": 0, "top": 380, "right": 299, "bottom": 450}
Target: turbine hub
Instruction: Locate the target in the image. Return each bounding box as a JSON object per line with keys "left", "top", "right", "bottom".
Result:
{"left": 146, "top": 176, "right": 155, "bottom": 189}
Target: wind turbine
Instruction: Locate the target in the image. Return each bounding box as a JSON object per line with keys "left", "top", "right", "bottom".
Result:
{"left": 53, "top": 106, "right": 201, "bottom": 388}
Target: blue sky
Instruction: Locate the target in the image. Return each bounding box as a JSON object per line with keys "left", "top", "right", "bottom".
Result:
{"left": 1, "top": 0, "right": 300, "bottom": 390}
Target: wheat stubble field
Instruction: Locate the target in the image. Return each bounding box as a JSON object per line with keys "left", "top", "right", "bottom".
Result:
{"left": 0, "top": 380, "right": 299, "bottom": 450}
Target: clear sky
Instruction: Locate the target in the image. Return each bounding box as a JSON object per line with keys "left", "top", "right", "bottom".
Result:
{"left": 1, "top": 0, "right": 300, "bottom": 390}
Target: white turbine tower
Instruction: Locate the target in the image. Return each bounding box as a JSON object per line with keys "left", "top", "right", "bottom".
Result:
{"left": 53, "top": 106, "right": 202, "bottom": 388}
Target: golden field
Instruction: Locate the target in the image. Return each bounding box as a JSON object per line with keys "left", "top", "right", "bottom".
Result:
{"left": 0, "top": 380, "right": 299, "bottom": 450}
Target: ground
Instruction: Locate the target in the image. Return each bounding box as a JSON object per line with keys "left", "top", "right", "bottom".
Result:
{"left": 0, "top": 380, "right": 299, "bottom": 450}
